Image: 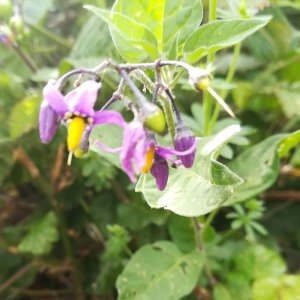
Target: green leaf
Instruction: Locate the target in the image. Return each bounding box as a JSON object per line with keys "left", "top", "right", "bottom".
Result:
{"left": 102, "top": 224, "right": 131, "bottom": 261}
{"left": 213, "top": 284, "right": 234, "bottom": 300}
{"left": 18, "top": 211, "right": 59, "bottom": 255}
{"left": 118, "top": 197, "right": 168, "bottom": 231}
{"left": 276, "top": 84, "right": 300, "bottom": 119}
{"left": 136, "top": 125, "right": 243, "bottom": 217}
{"left": 234, "top": 244, "right": 286, "bottom": 281}
{"left": 90, "top": 123, "right": 123, "bottom": 168}
{"left": 183, "top": 16, "right": 271, "bottom": 63}
{"left": 84, "top": 5, "right": 159, "bottom": 62}
{"left": 227, "top": 134, "right": 288, "bottom": 204}
{"left": 23, "top": 0, "right": 53, "bottom": 24}
{"left": 112, "top": 0, "right": 203, "bottom": 56}
{"left": 278, "top": 130, "right": 300, "bottom": 158}
{"left": 9, "top": 94, "right": 40, "bottom": 139}
{"left": 168, "top": 215, "right": 195, "bottom": 253}
{"left": 252, "top": 275, "right": 300, "bottom": 300}
{"left": 116, "top": 241, "right": 203, "bottom": 300}
{"left": 69, "top": 15, "right": 113, "bottom": 60}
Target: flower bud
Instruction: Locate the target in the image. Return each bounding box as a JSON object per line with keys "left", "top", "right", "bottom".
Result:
{"left": 150, "top": 154, "right": 169, "bottom": 191}
{"left": 39, "top": 99, "right": 60, "bottom": 144}
{"left": 188, "top": 67, "right": 211, "bottom": 91}
{"left": 143, "top": 102, "right": 166, "bottom": 134}
{"left": 174, "top": 122, "right": 196, "bottom": 168}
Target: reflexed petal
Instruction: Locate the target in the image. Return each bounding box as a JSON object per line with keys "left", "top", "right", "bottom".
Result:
{"left": 94, "top": 140, "right": 122, "bottom": 153}
{"left": 93, "top": 110, "right": 126, "bottom": 127}
{"left": 43, "top": 80, "right": 68, "bottom": 116}
{"left": 120, "top": 121, "right": 149, "bottom": 182}
{"left": 39, "top": 99, "right": 60, "bottom": 143}
{"left": 150, "top": 155, "right": 169, "bottom": 191}
{"left": 155, "top": 138, "right": 197, "bottom": 159}
{"left": 65, "top": 80, "right": 101, "bottom": 116}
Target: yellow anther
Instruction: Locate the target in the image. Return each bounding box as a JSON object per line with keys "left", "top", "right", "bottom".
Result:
{"left": 142, "top": 146, "right": 155, "bottom": 173}
{"left": 67, "top": 116, "right": 86, "bottom": 153}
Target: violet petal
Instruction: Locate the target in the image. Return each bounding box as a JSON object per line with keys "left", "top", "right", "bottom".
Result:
{"left": 43, "top": 80, "right": 68, "bottom": 116}
{"left": 65, "top": 80, "right": 101, "bottom": 116}
{"left": 150, "top": 155, "right": 169, "bottom": 191}
{"left": 39, "top": 99, "right": 60, "bottom": 143}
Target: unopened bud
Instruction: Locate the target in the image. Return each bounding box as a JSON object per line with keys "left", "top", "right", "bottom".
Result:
{"left": 188, "top": 67, "right": 211, "bottom": 91}
{"left": 174, "top": 122, "right": 196, "bottom": 168}
{"left": 39, "top": 99, "right": 60, "bottom": 144}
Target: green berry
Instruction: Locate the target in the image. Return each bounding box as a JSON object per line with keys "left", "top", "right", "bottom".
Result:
{"left": 144, "top": 107, "right": 166, "bottom": 134}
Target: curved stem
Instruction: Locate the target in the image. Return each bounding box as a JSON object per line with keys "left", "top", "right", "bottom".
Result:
{"left": 12, "top": 43, "right": 37, "bottom": 72}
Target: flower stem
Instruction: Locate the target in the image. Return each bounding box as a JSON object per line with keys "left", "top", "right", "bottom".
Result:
{"left": 119, "top": 69, "right": 148, "bottom": 106}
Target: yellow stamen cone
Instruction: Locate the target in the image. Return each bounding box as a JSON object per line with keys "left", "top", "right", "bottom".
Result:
{"left": 67, "top": 117, "right": 85, "bottom": 165}
{"left": 67, "top": 117, "right": 86, "bottom": 151}
{"left": 142, "top": 146, "right": 155, "bottom": 173}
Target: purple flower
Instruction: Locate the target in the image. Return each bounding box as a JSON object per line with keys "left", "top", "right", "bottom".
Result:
{"left": 39, "top": 80, "right": 125, "bottom": 164}
{"left": 120, "top": 121, "right": 155, "bottom": 183}
{"left": 120, "top": 121, "right": 198, "bottom": 190}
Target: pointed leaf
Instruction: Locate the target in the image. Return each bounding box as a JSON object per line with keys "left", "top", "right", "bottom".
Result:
{"left": 227, "top": 134, "right": 288, "bottom": 204}
{"left": 112, "top": 0, "right": 203, "bottom": 56}
{"left": 184, "top": 16, "right": 271, "bottom": 63}
{"left": 116, "top": 241, "right": 203, "bottom": 300}
{"left": 85, "top": 5, "right": 159, "bottom": 62}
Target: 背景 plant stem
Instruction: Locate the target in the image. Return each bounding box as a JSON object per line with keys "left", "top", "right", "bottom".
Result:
{"left": 203, "top": 0, "right": 218, "bottom": 136}
{"left": 208, "top": 42, "right": 241, "bottom": 132}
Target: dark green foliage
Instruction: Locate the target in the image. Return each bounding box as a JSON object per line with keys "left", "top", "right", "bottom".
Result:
{"left": 1, "top": 0, "right": 300, "bottom": 299}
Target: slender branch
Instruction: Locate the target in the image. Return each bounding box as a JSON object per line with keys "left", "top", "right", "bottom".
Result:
{"left": 0, "top": 261, "right": 36, "bottom": 293}
{"left": 119, "top": 69, "right": 148, "bottom": 106}
{"left": 263, "top": 190, "right": 300, "bottom": 201}
{"left": 192, "top": 218, "right": 217, "bottom": 287}
{"left": 12, "top": 43, "right": 37, "bottom": 72}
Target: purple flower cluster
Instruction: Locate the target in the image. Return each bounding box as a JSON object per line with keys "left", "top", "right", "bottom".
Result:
{"left": 39, "top": 79, "right": 197, "bottom": 190}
